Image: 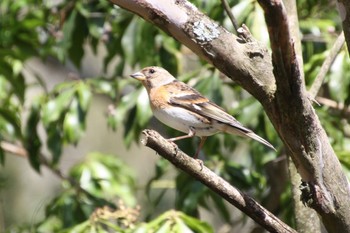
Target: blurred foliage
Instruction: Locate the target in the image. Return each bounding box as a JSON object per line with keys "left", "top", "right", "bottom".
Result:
{"left": 0, "top": 0, "right": 349, "bottom": 232}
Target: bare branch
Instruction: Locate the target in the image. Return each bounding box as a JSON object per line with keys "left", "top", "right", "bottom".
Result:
{"left": 142, "top": 129, "right": 297, "bottom": 233}
{"left": 220, "top": 0, "right": 239, "bottom": 33}
{"left": 282, "top": 0, "right": 320, "bottom": 231}
{"left": 256, "top": 1, "right": 350, "bottom": 232}
{"left": 316, "top": 96, "right": 350, "bottom": 116}
{"left": 0, "top": 141, "right": 27, "bottom": 158}
{"left": 309, "top": 32, "right": 345, "bottom": 98}
{"left": 257, "top": 0, "right": 301, "bottom": 95}
{"left": 111, "top": 0, "right": 276, "bottom": 100}
{"left": 0, "top": 141, "right": 95, "bottom": 198}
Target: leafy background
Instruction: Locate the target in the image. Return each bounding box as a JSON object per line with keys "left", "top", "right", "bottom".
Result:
{"left": 0, "top": 0, "right": 349, "bottom": 232}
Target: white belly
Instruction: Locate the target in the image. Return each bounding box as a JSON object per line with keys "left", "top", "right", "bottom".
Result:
{"left": 153, "top": 107, "right": 218, "bottom": 136}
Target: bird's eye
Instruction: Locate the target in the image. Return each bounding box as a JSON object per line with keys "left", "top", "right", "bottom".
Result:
{"left": 149, "top": 68, "right": 155, "bottom": 74}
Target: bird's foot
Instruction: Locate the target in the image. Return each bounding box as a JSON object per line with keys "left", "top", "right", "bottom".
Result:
{"left": 167, "top": 139, "right": 179, "bottom": 156}
{"left": 196, "top": 159, "right": 204, "bottom": 171}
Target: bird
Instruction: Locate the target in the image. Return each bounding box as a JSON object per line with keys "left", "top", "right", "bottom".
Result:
{"left": 130, "top": 66, "right": 275, "bottom": 158}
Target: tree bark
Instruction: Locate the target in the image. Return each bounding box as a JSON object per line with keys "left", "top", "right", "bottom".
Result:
{"left": 282, "top": 0, "right": 321, "bottom": 231}
{"left": 336, "top": 0, "right": 350, "bottom": 56}
{"left": 110, "top": 1, "right": 350, "bottom": 232}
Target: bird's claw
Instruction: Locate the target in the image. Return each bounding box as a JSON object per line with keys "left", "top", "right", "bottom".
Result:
{"left": 167, "top": 139, "right": 178, "bottom": 156}
{"left": 196, "top": 159, "right": 204, "bottom": 171}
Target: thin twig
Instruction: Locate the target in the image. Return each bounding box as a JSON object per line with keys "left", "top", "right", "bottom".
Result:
{"left": 220, "top": 0, "right": 239, "bottom": 33}
{"left": 0, "top": 141, "right": 27, "bottom": 157}
{"left": 309, "top": 32, "right": 345, "bottom": 98}
{"left": 0, "top": 141, "right": 96, "bottom": 198}
{"left": 316, "top": 96, "right": 350, "bottom": 115}
{"left": 142, "top": 129, "right": 297, "bottom": 233}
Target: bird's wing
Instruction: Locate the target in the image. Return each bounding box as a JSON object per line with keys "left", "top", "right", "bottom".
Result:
{"left": 167, "top": 81, "right": 276, "bottom": 150}
{"left": 167, "top": 81, "right": 251, "bottom": 133}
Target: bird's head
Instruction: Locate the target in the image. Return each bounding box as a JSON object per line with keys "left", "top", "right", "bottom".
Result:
{"left": 130, "top": 66, "right": 176, "bottom": 91}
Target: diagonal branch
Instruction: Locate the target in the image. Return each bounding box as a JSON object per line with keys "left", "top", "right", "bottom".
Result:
{"left": 142, "top": 129, "right": 297, "bottom": 233}
{"left": 111, "top": 0, "right": 276, "bottom": 101}
{"left": 220, "top": 0, "right": 239, "bottom": 33}
{"left": 0, "top": 141, "right": 97, "bottom": 199}
{"left": 309, "top": 32, "right": 345, "bottom": 98}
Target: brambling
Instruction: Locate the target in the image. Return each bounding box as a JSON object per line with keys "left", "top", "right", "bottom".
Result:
{"left": 131, "top": 66, "right": 275, "bottom": 158}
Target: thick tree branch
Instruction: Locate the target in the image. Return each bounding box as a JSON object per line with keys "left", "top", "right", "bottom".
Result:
{"left": 282, "top": 0, "right": 320, "bottom": 231}
{"left": 336, "top": 0, "right": 350, "bottom": 56}
{"left": 142, "top": 129, "right": 297, "bottom": 233}
{"left": 257, "top": 0, "right": 350, "bottom": 232}
{"left": 111, "top": 0, "right": 276, "bottom": 101}
{"left": 110, "top": 1, "right": 350, "bottom": 232}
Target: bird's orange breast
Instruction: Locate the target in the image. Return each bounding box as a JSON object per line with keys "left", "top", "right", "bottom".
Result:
{"left": 148, "top": 86, "right": 170, "bottom": 111}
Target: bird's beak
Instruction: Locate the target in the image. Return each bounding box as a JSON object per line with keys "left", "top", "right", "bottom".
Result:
{"left": 130, "top": 72, "right": 146, "bottom": 81}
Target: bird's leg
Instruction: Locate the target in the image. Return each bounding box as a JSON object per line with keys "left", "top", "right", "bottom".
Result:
{"left": 168, "top": 127, "right": 196, "bottom": 142}
{"left": 167, "top": 127, "right": 196, "bottom": 156}
{"left": 194, "top": 136, "right": 207, "bottom": 159}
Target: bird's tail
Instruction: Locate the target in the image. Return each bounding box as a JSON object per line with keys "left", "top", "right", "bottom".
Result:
{"left": 245, "top": 132, "right": 276, "bottom": 151}
{"left": 223, "top": 125, "right": 276, "bottom": 151}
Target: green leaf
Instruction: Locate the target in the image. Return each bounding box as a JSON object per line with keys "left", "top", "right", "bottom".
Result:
{"left": 154, "top": 221, "right": 172, "bottom": 233}
{"left": 76, "top": 82, "right": 92, "bottom": 112}
{"left": 59, "top": 9, "right": 87, "bottom": 67}
{"left": 59, "top": 9, "right": 78, "bottom": 61}
{"left": 328, "top": 51, "right": 350, "bottom": 103}
{"left": 0, "top": 107, "right": 22, "bottom": 139}
{"left": 24, "top": 103, "right": 42, "bottom": 172}
{"left": 121, "top": 18, "right": 138, "bottom": 65}
{"left": 0, "top": 141, "right": 4, "bottom": 165}
{"left": 209, "top": 193, "right": 230, "bottom": 222}
{"left": 68, "top": 12, "right": 87, "bottom": 68}
{"left": 179, "top": 212, "right": 213, "bottom": 233}
{"left": 108, "top": 88, "right": 141, "bottom": 132}
{"left": 42, "top": 87, "right": 75, "bottom": 126}
{"left": 47, "top": 123, "right": 63, "bottom": 164}
{"left": 3, "top": 68, "right": 26, "bottom": 103}
{"left": 61, "top": 220, "right": 91, "bottom": 233}
{"left": 175, "top": 173, "right": 206, "bottom": 216}
{"left": 69, "top": 152, "right": 136, "bottom": 206}
{"left": 136, "top": 88, "right": 152, "bottom": 127}
{"left": 88, "top": 78, "right": 119, "bottom": 99}
{"left": 63, "top": 99, "right": 84, "bottom": 144}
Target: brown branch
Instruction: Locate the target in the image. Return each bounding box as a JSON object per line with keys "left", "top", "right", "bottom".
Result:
{"left": 111, "top": 0, "right": 276, "bottom": 100}
{"left": 0, "top": 141, "right": 92, "bottom": 197}
{"left": 142, "top": 129, "right": 297, "bottom": 233}
{"left": 316, "top": 96, "right": 350, "bottom": 116}
{"left": 0, "top": 141, "right": 27, "bottom": 158}
{"left": 220, "top": 0, "right": 239, "bottom": 33}
{"left": 309, "top": 32, "right": 345, "bottom": 98}
{"left": 257, "top": 1, "right": 350, "bottom": 232}
{"left": 257, "top": 0, "right": 299, "bottom": 95}
{"left": 283, "top": 0, "right": 320, "bottom": 231}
